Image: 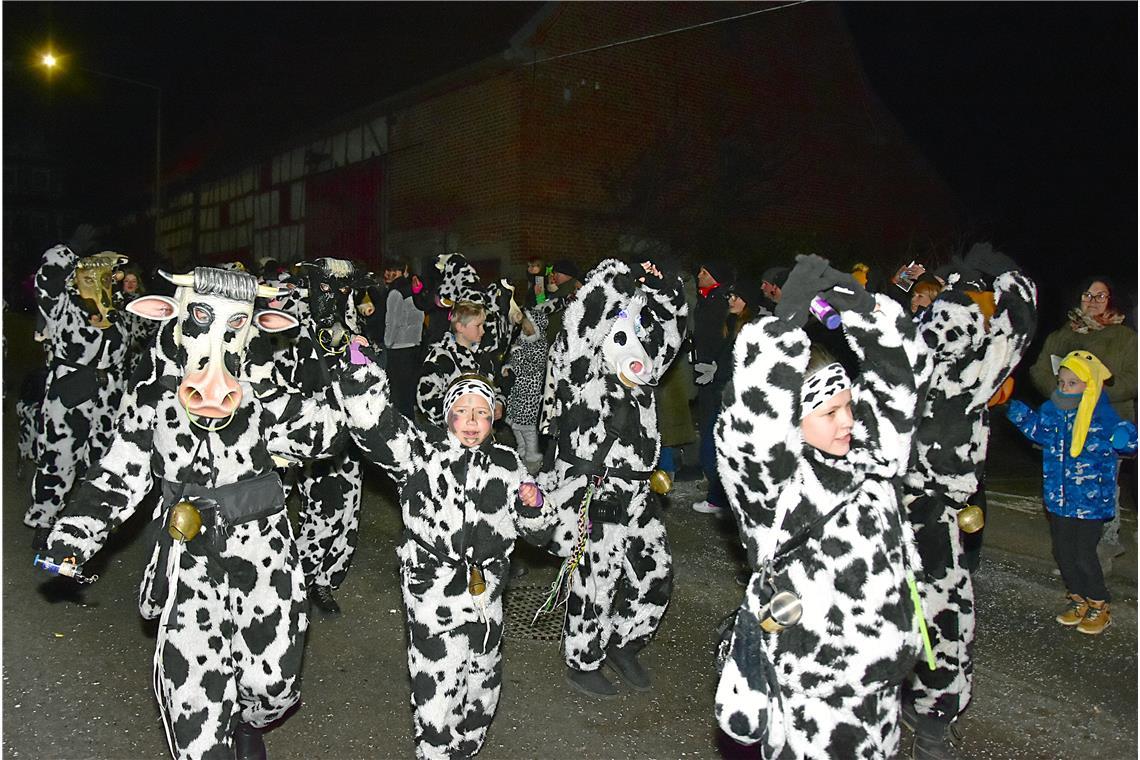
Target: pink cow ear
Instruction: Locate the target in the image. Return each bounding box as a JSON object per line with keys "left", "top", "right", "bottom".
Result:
{"left": 125, "top": 295, "right": 179, "bottom": 321}
{"left": 253, "top": 309, "right": 299, "bottom": 333}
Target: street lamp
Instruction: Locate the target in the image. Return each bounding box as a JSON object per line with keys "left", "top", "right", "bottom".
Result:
{"left": 39, "top": 49, "right": 163, "bottom": 255}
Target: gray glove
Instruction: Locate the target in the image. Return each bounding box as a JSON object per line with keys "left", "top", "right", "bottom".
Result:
{"left": 694, "top": 361, "right": 717, "bottom": 386}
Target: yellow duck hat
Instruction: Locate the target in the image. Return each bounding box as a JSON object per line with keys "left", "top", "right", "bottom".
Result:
{"left": 1058, "top": 350, "right": 1113, "bottom": 457}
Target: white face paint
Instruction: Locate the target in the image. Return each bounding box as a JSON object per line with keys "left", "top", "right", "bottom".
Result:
{"left": 601, "top": 294, "right": 654, "bottom": 387}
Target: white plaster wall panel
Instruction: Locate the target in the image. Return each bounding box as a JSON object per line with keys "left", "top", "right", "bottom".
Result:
{"left": 347, "top": 127, "right": 363, "bottom": 163}
{"left": 291, "top": 181, "right": 305, "bottom": 221}
{"left": 333, "top": 132, "right": 347, "bottom": 167}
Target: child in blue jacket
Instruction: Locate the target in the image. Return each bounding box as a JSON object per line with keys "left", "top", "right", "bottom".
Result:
{"left": 1007, "top": 349, "right": 1137, "bottom": 635}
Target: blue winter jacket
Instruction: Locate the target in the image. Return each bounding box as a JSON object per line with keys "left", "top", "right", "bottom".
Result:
{"left": 1007, "top": 395, "right": 1137, "bottom": 520}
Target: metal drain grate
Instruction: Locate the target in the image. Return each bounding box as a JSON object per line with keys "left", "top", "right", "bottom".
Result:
{"left": 503, "top": 584, "right": 564, "bottom": 642}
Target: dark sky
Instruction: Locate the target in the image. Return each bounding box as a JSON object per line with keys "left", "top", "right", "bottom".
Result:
{"left": 5, "top": 2, "right": 1137, "bottom": 305}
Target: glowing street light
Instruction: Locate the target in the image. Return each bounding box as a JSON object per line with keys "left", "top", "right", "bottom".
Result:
{"left": 37, "top": 47, "right": 164, "bottom": 254}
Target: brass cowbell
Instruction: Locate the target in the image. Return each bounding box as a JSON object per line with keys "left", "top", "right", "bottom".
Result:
{"left": 957, "top": 504, "right": 985, "bottom": 534}
{"left": 468, "top": 565, "right": 486, "bottom": 596}
{"left": 168, "top": 501, "right": 202, "bottom": 542}
{"left": 649, "top": 469, "right": 674, "bottom": 496}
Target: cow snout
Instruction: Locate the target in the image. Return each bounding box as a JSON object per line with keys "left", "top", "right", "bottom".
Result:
{"left": 621, "top": 356, "right": 653, "bottom": 386}
{"left": 178, "top": 366, "right": 242, "bottom": 418}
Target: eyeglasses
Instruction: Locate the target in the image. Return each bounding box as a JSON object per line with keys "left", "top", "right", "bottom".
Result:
{"left": 1081, "top": 291, "right": 1109, "bottom": 303}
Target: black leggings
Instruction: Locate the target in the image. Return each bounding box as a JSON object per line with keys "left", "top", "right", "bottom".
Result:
{"left": 1049, "top": 514, "right": 1110, "bottom": 602}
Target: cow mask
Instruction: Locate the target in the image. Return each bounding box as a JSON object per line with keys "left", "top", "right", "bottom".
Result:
{"left": 125, "top": 267, "right": 298, "bottom": 425}
{"left": 601, "top": 292, "right": 655, "bottom": 387}
{"left": 298, "top": 258, "right": 375, "bottom": 353}
{"left": 75, "top": 252, "right": 129, "bottom": 329}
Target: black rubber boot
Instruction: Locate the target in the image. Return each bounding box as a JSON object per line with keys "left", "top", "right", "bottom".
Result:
{"left": 307, "top": 584, "right": 342, "bottom": 616}
{"left": 565, "top": 667, "right": 618, "bottom": 698}
{"left": 234, "top": 722, "right": 267, "bottom": 760}
{"left": 605, "top": 644, "right": 651, "bottom": 691}
{"left": 912, "top": 715, "right": 960, "bottom": 760}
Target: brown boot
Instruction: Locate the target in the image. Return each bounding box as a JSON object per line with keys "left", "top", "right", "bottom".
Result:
{"left": 1055, "top": 593, "right": 1089, "bottom": 626}
{"left": 1077, "top": 599, "right": 1111, "bottom": 635}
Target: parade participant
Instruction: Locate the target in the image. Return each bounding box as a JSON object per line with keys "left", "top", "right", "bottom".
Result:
{"left": 504, "top": 295, "right": 549, "bottom": 474}
{"left": 714, "top": 254, "right": 931, "bottom": 758}
{"left": 26, "top": 231, "right": 131, "bottom": 550}
{"left": 276, "top": 258, "right": 375, "bottom": 617}
{"left": 37, "top": 267, "right": 347, "bottom": 760}
{"left": 901, "top": 244, "right": 1037, "bottom": 759}
{"left": 1007, "top": 350, "right": 1137, "bottom": 635}
{"left": 536, "top": 258, "right": 687, "bottom": 698}
{"left": 690, "top": 258, "right": 733, "bottom": 515}
{"left": 417, "top": 300, "right": 505, "bottom": 427}
{"left": 331, "top": 356, "right": 551, "bottom": 759}
{"left": 374, "top": 258, "right": 431, "bottom": 417}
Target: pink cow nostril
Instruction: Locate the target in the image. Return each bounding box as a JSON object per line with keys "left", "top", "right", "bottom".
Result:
{"left": 629, "top": 361, "right": 644, "bottom": 375}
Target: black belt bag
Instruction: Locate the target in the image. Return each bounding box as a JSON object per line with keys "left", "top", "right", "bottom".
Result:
{"left": 50, "top": 337, "right": 111, "bottom": 408}
{"left": 161, "top": 471, "right": 285, "bottom": 527}
{"left": 588, "top": 498, "right": 627, "bottom": 525}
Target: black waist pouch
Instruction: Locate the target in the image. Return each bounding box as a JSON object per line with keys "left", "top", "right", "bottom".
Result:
{"left": 589, "top": 498, "right": 627, "bottom": 525}
{"left": 51, "top": 365, "right": 109, "bottom": 408}
{"left": 161, "top": 471, "right": 285, "bottom": 527}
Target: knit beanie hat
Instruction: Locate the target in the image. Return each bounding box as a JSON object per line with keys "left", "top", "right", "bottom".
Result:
{"left": 1058, "top": 350, "right": 1112, "bottom": 456}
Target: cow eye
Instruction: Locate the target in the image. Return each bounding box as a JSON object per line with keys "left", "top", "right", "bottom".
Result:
{"left": 227, "top": 314, "right": 248, "bottom": 330}
{"left": 191, "top": 305, "right": 214, "bottom": 326}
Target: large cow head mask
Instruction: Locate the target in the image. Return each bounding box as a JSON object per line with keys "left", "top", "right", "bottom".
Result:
{"left": 75, "top": 251, "right": 129, "bottom": 329}
{"left": 601, "top": 291, "right": 655, "bottom": 387}
{"left": 297, "top": 258, "right": 375, "bottom": 353}
{"left": 125, "top": 267, "right": 298, "bottom": 425}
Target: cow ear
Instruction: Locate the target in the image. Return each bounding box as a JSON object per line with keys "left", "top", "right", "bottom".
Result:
{"left": 126, "top": 295, "right": 179, "bottom": 321}
{"left": 253, "top": 309, "right": 299, "bottom": 333}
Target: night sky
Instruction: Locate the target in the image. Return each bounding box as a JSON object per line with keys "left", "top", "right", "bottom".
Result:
{"left": 4, "top": 2, "right": 1137, "bottom": 312}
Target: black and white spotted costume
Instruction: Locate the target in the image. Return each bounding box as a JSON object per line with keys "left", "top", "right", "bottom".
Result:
{"left": 902, "top": 257, "right": 1037, "bottom": 725}
{"left": 416, "top": 253, "right": 513, "bottom": 428}
{"left": 505, "top": 307, "right": 550, "bottom": 465}
{"left": 536, "top": 259, "right": 687, "bottom": 675}
{"left": 270, "top": 258, "right": 371, "bottom": 596}
{"left": 41, "top": 268, "right": 346, "bottom": 760}
{"left": 332, "top": 355, "right": 554, "bottom": 759}
{"left": 714, "top": 294, "right": 931, "bottom": 758}
{"left": 26, "top": 244, "right": 130, "bottom": 531}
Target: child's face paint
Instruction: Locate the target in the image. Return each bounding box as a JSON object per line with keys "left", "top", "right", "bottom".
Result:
{"left": 448, "top": 393, "right": 493, "bottom": 447}
{"left": 801, "top": 389, "right": 854, "bottom": 457}
{"left": 1057, "top": 367, "right": 1087, "bottom": 395}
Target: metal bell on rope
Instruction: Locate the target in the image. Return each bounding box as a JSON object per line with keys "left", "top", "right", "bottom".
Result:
{"left": 957, "top": 504, "right": 985, "bottom": 534}
{"left": 468, "top": 565, "right": 486, "bottom": 596}
{"left": 168, "top": 501, "right": 202, "bottom": 542}
{"left": 649, "top": 469, "right": 673, "bottom": 496}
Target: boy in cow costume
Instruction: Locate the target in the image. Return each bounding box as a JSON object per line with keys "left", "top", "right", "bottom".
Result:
{"left": 26, "top": 238, "right": 132, "bottom": 549}
{"left": 901, "top": 244, "right": 1037, "bottom": 758}
{"left": 536, "top": 258, "right": 688, "bottom": 697}
{"left": 331, "top": 344, "right": 551, "bottom": 758}
{"left": 268, "top": 257, "right": 374, "bottom": 617}
{"left": 37, "top": 267, "right": 347, "bottom": 760}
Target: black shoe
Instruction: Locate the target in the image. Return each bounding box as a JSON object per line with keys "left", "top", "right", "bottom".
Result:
{"left": 912, "top": 715, "right": 960, "bottom": 760}
{"left": 31, "top": 526, "right": 51, "bottom": 552}
{"left": 307, "top": 584, "right": 341, "bottom": 616}
{"left": 565, "top": 667, "right": 618, "bottom": 698}
{"left": 605, "top": 645, "right": 651, "bottom": 691}
{"left": 234, "top": 722, "right": 267, "bottom": 760}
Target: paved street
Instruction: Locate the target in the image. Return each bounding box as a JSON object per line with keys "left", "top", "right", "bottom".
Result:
{"left": 2, "top": 391, "right": 1136, "bottom": 759}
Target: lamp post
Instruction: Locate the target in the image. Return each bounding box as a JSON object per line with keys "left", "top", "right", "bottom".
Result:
{"left": 39, "top": 51, "right": 163, "bottom": 255}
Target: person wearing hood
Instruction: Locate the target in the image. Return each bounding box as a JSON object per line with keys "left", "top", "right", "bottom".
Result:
{"left": 1006, "top": 350, "right": 1137, "bottom": 636}
{"left": 332, "top": 355, "right": 553, "bottom": 759}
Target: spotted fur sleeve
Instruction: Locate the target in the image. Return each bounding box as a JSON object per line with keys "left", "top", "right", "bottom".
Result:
{"left": 638, "top": 272, "right": 689, "bottom": 385}
{"left": 43, "top": 357, "right": 161, "bottom": 566}
{"left": 715, "top": 317, "right": 810, "bottom": 519}
{"left": 34, "top": 244, "right": 75, "bottom": 341}
{"left": 840, "top": 295, "right": 931, "bottom": 474}
{"left": 416, "top": 340, "right": 455, "bottom": 428}
{"left": 334, "top": 359, "right": 436, "bottom": 485}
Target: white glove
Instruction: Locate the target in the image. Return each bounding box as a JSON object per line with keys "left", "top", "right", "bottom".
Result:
{"left": 694, "top": 361, "right": 717, "bottom": 386}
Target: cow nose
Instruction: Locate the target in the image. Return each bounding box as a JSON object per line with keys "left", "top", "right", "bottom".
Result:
{"left": 629, "top": 360, "right": 644, "bottom": 375}
{"left": 179, "top": 368, "right": 243, "bottom": 419}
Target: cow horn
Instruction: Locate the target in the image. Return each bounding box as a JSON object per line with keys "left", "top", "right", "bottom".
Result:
{"left": 258, "top": 284, "right": 287, "bottom": 298}
{"left": 159, "top": 270, "right": 195, "bottom": 287}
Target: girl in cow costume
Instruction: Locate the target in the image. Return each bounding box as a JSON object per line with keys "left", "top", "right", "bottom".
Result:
{"left": 265, "top": 257, "right": 374, "bottom": 617}
{"left": 331, "top": 344, "right": 551, "bottom": 759}
{"left": 535, "top": 258, "right": 688, "bottom": 698}
{"left": 26, "top": 240, "right": 132, "bottom": 548}
{"left": 901, "top": 244, "right": 1037, "bottom": 759}
{"left": 38, "top": 267, "right": 347, "bottom": 760}
{"left": 713, "top": 254, "right": 931, "bottom": 758}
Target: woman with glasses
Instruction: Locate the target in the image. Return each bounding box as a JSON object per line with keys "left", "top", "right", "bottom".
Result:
{"left": 1030, "top": 276, "right": 1137, "bottom": 570}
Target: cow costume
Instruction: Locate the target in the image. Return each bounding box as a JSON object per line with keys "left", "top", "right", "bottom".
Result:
{"left": 331, "top": 351, "right": 552, "bottom": 759}
{"left": 272, "top": 257, "right": 374, "bottom": 616}
{"left": 416, "top": 253, "right": 514, "bottom": 427}
{"left": 38, "top": 267, "right": 347, "bottom": 760}
{"left": 901, "top": 245, "right": 1037, "bottom": 754}
{"left": 535, "top": 258, "right": 687, "bottom": 697}
{"left": 26, "top": 244, "right": 131, "bottom": 544}
{"left": 713, "top": 255, "right": 932, "bottom": 758}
